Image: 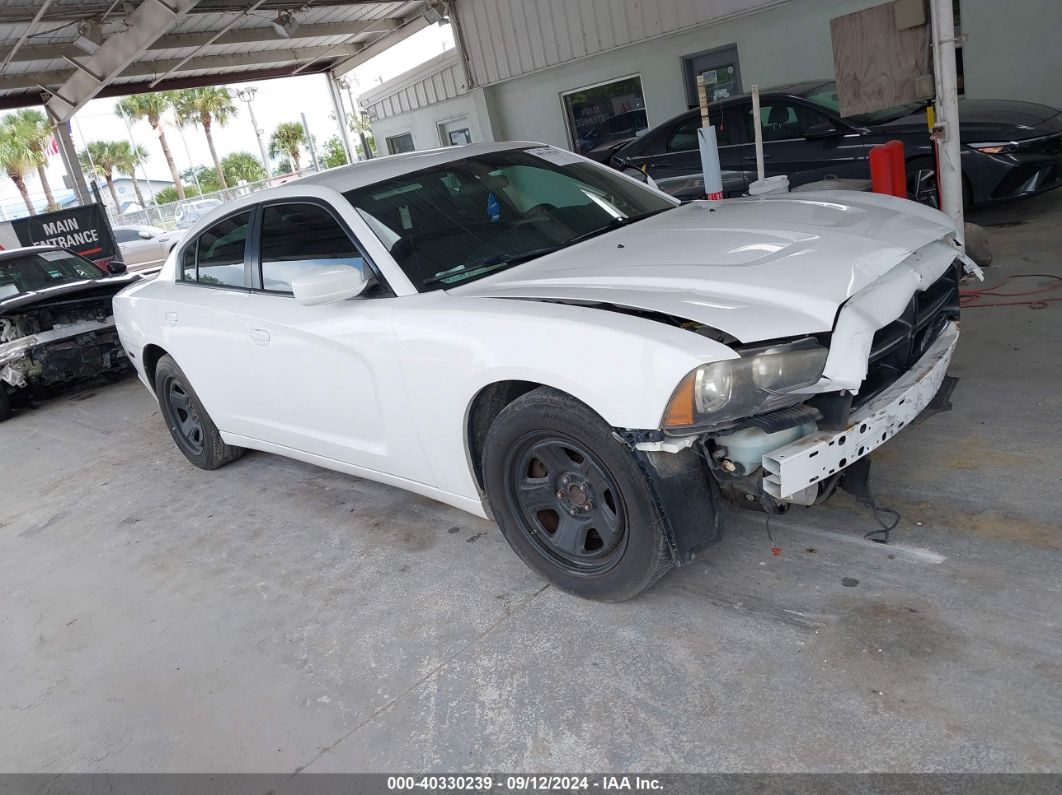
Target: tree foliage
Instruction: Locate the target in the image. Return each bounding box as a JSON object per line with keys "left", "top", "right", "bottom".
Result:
{"left": 269, "top": 121, "right": 307, "bottom": 171}
{"left": 221, "top": 151, "right": 267, "bottom": 184}
{"left": 321, "top": 136, "right": 349, "bottom": 169}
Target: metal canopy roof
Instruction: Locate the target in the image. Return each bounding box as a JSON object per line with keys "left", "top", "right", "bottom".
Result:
{"left": 0, "top": 0, "right": 432, "bottom": 116}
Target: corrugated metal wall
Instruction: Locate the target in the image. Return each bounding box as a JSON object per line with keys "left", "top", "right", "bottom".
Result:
{"left": 456, "top": 0, "right": 786, "bottom": 86}
{"left": 361, "top": 53, "right": 467, "bottom": 121}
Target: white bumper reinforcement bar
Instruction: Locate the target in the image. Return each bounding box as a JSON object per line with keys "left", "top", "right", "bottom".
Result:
{"left": 763, "top": 321, "right": 959, "bottom": 502}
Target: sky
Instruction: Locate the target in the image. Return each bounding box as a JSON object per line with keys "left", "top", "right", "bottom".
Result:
{"left": 0, "top": 22, "right": 455, "bottom": 218}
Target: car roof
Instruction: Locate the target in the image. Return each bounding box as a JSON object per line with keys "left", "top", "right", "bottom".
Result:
{"left": 670, "top": 80, "right": 835, "bottom": 116}
{"left": 0, "top": 245, "right": 63, "bottom": 260}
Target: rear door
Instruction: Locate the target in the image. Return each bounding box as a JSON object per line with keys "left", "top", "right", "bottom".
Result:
{"left": 636, "top": 106, "right": 749, "bottom": 196}
{"left": 158, "top": 212, "right": 257, "bottom": 436}
{"left": 737, "top": 99, "right": 868, "bottom": 186}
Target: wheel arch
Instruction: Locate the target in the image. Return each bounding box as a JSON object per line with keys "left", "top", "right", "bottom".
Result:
{"left": 141, "top": 343, "right": 169, "bottom": 393}
{"left": 464, "top": 380, "right": 548, "bottom": 496}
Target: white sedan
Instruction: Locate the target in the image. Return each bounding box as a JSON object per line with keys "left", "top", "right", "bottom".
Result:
{"left": 113, "top": 142, "right": 974, "bottom": 600}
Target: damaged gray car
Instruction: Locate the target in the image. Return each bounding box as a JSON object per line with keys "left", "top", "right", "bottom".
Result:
{"left": 0, "top": 246, "right": 138, "bottom": 420}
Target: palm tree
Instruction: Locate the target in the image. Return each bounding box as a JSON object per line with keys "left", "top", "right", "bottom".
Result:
{"left": 0, "top": 116, "right": 36, "bottom": 216}
{"left": 8, "top": 109, "right": 57, "bottom": 210}
{"left": 116, "top": 92, "right": 185, "bottom": 200}
{"left": 269, "top": 121, "right": 307, "bottom": 172}
{"left": 175, "top": 87, "right": 236, "bottom": 189}
{"left": 79, "top": 140, "right": 125, "bottom": 210}
{"left": 113, "top": 141, "right": 149, "bottom": 205}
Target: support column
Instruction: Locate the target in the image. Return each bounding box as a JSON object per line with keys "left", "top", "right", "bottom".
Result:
{"left": 326, "top": 72, "right": 355, "bottom": 163}
{"left": 47, "top": 106, "right": 90, "bottom": 205}
{"left": 930, "top": 0, "right": 964, "bottom": 236}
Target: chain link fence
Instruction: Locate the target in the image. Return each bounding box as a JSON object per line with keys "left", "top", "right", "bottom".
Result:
{"left": 105, "top": 167, "right": 319, "bottom": 230}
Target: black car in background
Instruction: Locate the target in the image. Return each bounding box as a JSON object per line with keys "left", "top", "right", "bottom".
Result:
{"left": 611, "top": 80, "right": 1062, "bottom": 207}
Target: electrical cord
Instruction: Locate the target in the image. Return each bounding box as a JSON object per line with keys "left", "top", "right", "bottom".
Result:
{"left": 960, "top": 273, "right": 1062, "bottom": 309}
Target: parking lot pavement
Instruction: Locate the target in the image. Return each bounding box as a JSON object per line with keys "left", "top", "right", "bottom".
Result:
{"left": 2, "top": 195, "right": 1062, "bottom": 775}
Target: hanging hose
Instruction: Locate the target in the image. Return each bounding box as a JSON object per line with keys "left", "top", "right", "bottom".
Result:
{"left": 960, "top": 273, "right": 1062, "bottom": 309}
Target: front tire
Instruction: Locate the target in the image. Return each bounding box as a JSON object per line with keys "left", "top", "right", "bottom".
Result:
{"left": 154, "top": 354, "right": 243, "bottom": 470}
{"left": 906, "top": 156, "right": 972, "bottom": 211}
{"left": 482, "top": 387, "right": 672, "bottom": 601}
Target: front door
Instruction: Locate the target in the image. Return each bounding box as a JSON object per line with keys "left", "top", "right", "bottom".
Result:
{"left": 239, "top": 201, "right": 434, "bottom": 485}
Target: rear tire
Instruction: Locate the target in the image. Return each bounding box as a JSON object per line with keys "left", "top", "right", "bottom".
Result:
{"left": 0, "top": 383, "right": 11, "bottom": 422}
{"left": 154, "top": 354, "right": 243, "bottom": 470}
{"left": 482, "top": 387, "right": 672, "bottom": 601}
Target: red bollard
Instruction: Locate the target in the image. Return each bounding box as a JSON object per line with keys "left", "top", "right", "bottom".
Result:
{"left": 869, "top": 144, "right": 893, "bottom": 196}
{"left": 886, "top": 139, "right": 907, "bottom": 198}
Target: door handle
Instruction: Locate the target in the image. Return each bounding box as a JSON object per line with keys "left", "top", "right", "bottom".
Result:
{"left": 164, "top": 311, "right": 179, "bottom": 324}
{"left": 249, "top": 328, "right": 271, "bottom": 345}
{"left": 743, "top": 154, "right": 772, "bottom": 160}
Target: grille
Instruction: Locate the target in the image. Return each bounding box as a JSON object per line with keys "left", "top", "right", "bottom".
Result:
{"left": 856, "top": 263, "right": 961, "bottom": 408}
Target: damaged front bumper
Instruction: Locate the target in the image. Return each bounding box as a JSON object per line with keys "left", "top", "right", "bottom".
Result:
{"left": 0, "top": 318, "right": 128, "bottom": 392}
{"left": 763, "top": 320, "right": 959, "bottom": 504}
{"left": 621, "top": 320, "right": 960, "bottom": 567}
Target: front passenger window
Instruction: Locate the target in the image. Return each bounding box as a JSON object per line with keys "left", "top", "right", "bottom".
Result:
{"left": 259, "top": 203, "right": 365, "bottom": 293}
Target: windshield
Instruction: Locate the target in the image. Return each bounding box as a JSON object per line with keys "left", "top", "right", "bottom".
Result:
{"left": 0, "top": 250, "right": 102, "bottom": 299}
{"left": 801, "top": 82, "right": 922, "bottom": 125}
{"left": 344, "top": 147, "right": 674, "bottom": 291}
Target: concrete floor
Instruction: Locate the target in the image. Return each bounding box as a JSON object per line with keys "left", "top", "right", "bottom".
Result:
{"left": 2, "top": 192, "right": 1061, "bottom": 774}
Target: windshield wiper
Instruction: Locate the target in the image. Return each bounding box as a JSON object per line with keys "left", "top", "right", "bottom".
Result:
{"left": 422, "top": 246, "right": 563, "bottom": 287}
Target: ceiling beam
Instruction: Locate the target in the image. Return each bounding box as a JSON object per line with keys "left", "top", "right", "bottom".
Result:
{"left": 0, "top": 65, "right": 332, "bottom": 112}
{"left": 332, "top": 15, "right": 431, "bottom": 77}
{"left": 45, "top": 0, "right": 202, "bottom": 122}
{"left": 2, "top": 45, "right": 362, "bottom": 95}
{"left": 0, "top": 0, "right": 52, "bottom": 73}
{"left": 0, "top": 2, "right": 401, "bottom": 23}
{"left": 0, "top": 19, "right": 402, "bottom": 64}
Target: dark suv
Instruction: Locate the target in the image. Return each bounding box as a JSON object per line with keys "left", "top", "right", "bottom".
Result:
{"left": 610, "top": 80, "right": 1062, "bottom": 207}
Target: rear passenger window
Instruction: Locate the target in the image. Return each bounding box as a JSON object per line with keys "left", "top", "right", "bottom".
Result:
{"left": 190, "top": 213, "right": 250, "bottom": 287}
{"left": 259, "top": 203, "right": 365, "bottom": 293}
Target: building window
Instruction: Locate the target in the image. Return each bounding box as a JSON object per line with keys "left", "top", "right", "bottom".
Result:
{"left": 562, "top": 75, "right": 647, "bottom": 156}
{"left": 386, "top": 133, "right": 415, "bottom": 155}
{"left": 447, "top": 128, "right": 471, "bottom": 146}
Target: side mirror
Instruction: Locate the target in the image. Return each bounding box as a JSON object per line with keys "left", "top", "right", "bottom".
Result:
{"left": 291, "top": 264, "right": 369, "bottom": 306}
{"left": 804, "top": 121, "right": 841, "bottom": 140}
{"left": 138, "top": 230, "right": 153, "bottom": 240}
{"left": 106, "top": 260, "right": 128, "bottom": 275}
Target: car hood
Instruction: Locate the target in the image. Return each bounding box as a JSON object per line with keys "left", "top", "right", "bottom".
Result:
{"left": 872, "top": 99, "right": 1062, "bottom": 141}
{"left": 0, "top": 275, "right": 139, "bottom": 317}
{"left": 452, "top": 193, "right": 959, "bottom": 343}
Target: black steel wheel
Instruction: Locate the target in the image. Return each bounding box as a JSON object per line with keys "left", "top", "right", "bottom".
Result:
{"left": 483, "top": 386, "right": 672, "bottom": 601}
{"left": 506, "top": 433, "right": 628, "bottom": 574}
{"left": 154, "top": 354, "right": 243, "bottom": 470}
{"left": 166, "top": 380, "right": 204, "bottom": 454}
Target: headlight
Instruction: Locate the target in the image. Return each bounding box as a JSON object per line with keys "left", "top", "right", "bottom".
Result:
{"left": 663, "top": 338, "right": 828, "bottom": 428}
{"left": 969, "top": 142, "right": 1016, "bottom": 155}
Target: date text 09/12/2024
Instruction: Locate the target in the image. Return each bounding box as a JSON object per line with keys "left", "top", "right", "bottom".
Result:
{"left": 386, "top": 775, "right": 664, "bottom": 791}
